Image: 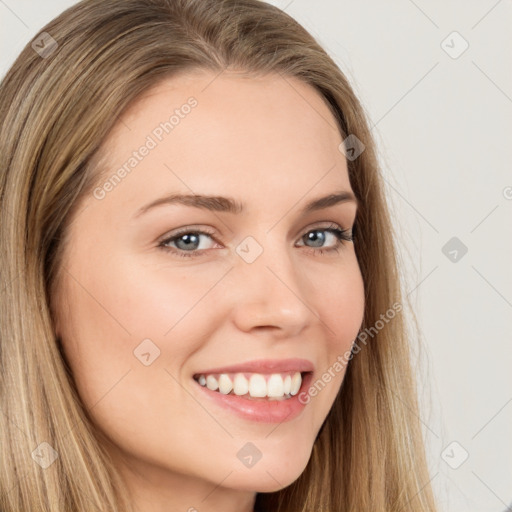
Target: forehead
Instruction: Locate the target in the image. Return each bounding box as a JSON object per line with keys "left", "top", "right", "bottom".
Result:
{"left": 91, "top": 70, "right": 351, "bottom": 213}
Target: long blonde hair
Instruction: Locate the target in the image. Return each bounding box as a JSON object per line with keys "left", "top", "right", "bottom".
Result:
{"left": 0, "top": 0, "right": 438, "bottom": 510}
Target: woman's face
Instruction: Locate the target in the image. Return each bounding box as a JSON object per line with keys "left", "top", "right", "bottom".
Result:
{"left": 54, "top": 70, "right": 365, "bottom": 510}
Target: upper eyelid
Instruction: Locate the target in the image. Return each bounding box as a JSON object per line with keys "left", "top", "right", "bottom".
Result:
{"left": 160, "top": 222, "right": 350, "bottom": 239}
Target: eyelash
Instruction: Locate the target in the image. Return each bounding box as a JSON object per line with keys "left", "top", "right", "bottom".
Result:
{"left": 157, "top": 223, "right": 355, "bottom": 259}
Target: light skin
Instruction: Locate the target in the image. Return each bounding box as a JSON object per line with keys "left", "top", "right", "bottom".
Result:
{"left": 53, "top": 69, "right": 365, "bottom": 512}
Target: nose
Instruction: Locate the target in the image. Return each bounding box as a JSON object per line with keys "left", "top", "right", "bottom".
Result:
{"left": 227, "top": 239, "right": 318, "bottom": 337}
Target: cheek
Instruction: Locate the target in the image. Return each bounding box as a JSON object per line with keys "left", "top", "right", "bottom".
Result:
{"left": 329, "top": 268, "right": 365, "bottom": 346}
{"left": 58, "top": 256, "right": 230, "bottom": 395}
{"left": 300, "top": 257, "right": 365, "bottom": 412}
{"left": 308, "top": 255, "right": 365, "bottom": 345}
{"left": 113, "top": 260, "right": 233, "bottom": 358}
{"left": 56, "top": 257, "right": 224, "bottom": 459}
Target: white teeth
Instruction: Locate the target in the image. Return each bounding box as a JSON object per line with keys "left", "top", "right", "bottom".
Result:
{"left": 267, "top": 374, "right": 284, "bottom": 397}
{"left": 233, "top": 373, "right": 249, "bottom": 395}
{"left": 206, "top": 375, "right": 218, "bottom": 391}
{"left": 283, "top": 375, "right": 291, "bottom": 395}
{"left": 196, "top": 371, "right": 304, "bottom": 399}
{"left": 218, "top": 374, "right": 233, "bottom": 394}
{"left": 290, "top": 372, "right": 301, "bottom": 396}
{"left": 249, "top": 374, "right": 267, "bottom": 397}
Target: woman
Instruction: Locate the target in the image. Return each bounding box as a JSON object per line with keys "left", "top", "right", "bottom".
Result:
{"left": 0, "top": 0, "right": 438, "bottom": 510}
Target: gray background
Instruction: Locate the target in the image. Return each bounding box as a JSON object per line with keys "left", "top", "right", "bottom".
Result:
{"left": 1, "top": 1, "right": 511, "bottom": 510}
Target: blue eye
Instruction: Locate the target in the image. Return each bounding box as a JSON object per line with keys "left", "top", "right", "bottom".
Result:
{"left": 158, "top": 223, "right": 354, "bottom": 259}
{"left": 297, "top": 225, "right": 353, "bottom": 256}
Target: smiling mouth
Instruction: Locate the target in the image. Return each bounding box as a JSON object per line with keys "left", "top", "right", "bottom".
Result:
{"left": 193, "top": 371, "right": 311, "bottom": 401}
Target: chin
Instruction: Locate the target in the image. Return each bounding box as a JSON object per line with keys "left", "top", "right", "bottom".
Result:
{"left": 228, "top": 452, "right": 311, "bottom": 493}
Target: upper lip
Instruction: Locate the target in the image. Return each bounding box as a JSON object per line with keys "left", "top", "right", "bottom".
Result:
{"left": 193, "top": 358, "right": 314, "bottom": 376}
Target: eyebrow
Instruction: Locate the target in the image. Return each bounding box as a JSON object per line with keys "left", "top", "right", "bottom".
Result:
{"left": 133, "top": 190, "right": 358, "bottom": 219}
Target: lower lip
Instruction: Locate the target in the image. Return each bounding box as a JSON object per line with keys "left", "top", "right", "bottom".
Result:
{"left": 192, "top": 372, "right": 313, "bottom": 423}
